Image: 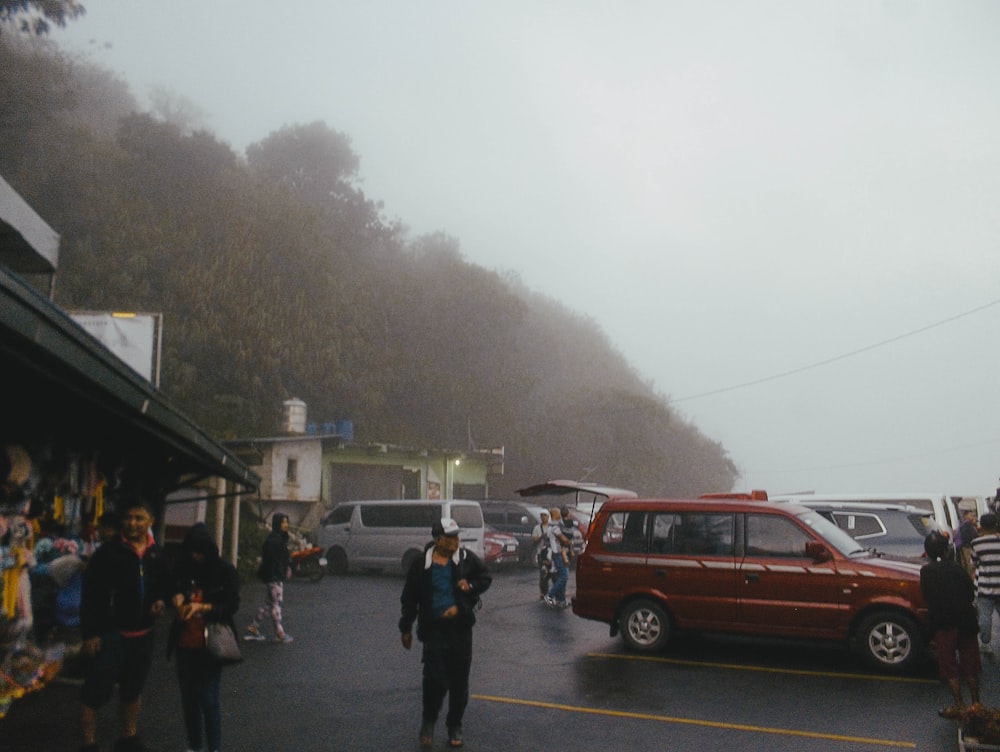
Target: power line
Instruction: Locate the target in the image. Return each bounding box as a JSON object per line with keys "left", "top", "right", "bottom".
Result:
{"left": 671, "top": 296, "right": 1000, "bottom": 404}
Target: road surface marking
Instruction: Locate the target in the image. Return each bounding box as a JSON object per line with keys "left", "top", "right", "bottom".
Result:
{"left": 472, "top": 694, "right": 916, "bottom": 748}
{"left": 586, "top": 651, "right": 937, "bottom": 684}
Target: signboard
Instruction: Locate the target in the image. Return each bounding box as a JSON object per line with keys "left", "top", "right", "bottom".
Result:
{"left": 69, "top": 311, "right": 162, "bottom": 385}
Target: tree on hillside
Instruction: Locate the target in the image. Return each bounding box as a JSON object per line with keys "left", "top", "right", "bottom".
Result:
{"left": 246, "top": 121, "right": 396, "bottom": 254}
{"left": 246, "top": 121, "right": 360, "bottom": 207}
{"left": 1, "top": 0, "right": 84, "bottom": 35}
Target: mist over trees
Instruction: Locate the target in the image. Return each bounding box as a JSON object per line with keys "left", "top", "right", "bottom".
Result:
{"left": 0, "top": 36, "right": 738, "bottom": 497}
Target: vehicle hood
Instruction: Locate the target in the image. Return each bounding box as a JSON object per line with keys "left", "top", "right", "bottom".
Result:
{"left": 849, "top": 555, "right": 923, "bottom": 578}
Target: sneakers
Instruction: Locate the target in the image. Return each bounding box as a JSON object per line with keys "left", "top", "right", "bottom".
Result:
{"left": 448, "top": 725, "right": 464, "bottom": 747}
{"left": 543, "top": 595, "right": 556, "bottom": 608}
{"left": 274, "top": 633, "right": 294, "bottom": 643}
{"left": 243, "top": 625, "right": 265, "bottom": 641}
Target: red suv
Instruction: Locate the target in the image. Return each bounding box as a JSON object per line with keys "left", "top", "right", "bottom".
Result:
{"left": 572, "top": 497, "right": 929, "bottom": 672}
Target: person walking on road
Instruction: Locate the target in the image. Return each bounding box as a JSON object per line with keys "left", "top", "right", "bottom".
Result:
{"left": 972, "top": 513, "right": 1000, "bottom": 655}
{"left": 399, "top": 517, "right": 492, "bottom": 749}
{"left": 244, "top": 513, "right": 292, "bottom": 643}
{"left": 168, "top": 523, "right": 240, "bottom": 752}
{"left": 78, "top": 498, "right": 169, "bottom": 752}
{"left": 543, "top": 508, "right": 572, "bottom": 609}
{"left": 921, "top": 530, "right": 983, "bottom": 719}
{"left": 530, "top": 511, "right": 552, "bottom": 599}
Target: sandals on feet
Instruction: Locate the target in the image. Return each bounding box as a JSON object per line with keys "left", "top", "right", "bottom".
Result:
{"left": 419, "top": 721, "right": 434, "bottom": 748}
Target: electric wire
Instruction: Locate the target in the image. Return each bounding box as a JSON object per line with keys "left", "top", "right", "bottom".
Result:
{"left": 670, "top": 296, "right": 1000, "bottom": 404}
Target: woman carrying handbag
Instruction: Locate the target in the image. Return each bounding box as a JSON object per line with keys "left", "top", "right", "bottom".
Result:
{"left": 168, "top": 523, "right": 241, "bottom": 752}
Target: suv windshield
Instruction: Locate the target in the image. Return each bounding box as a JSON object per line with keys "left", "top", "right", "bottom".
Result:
{"left": 797, "top": 509, "right": 869, "bottom": 557}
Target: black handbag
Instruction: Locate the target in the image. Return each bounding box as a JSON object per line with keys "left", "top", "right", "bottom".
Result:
{"left": 205, "top": 623, "right": 242, "bottom": 664}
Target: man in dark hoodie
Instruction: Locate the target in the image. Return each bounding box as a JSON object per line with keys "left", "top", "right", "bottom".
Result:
{"left": 244, "top": 513, "right": 292, "bottom": 643}
{"left": 78, "top": 498, "right": 169, "bottom": 752}
{"left": 399, "top": 517, "right": 492, "bottom": 749}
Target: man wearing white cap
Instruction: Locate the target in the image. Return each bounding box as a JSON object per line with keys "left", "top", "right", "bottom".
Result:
{"left": 399, "top": 517, "right": 492, "bottom": 749}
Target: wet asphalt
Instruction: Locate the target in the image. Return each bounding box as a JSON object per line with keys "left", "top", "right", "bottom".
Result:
{"left": 4, "top": 564, "right": 996, "bottom": 751}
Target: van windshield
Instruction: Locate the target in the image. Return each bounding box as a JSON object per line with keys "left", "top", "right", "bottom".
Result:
{"left": 798, "top": 509, "right": 870, "bottom": 557}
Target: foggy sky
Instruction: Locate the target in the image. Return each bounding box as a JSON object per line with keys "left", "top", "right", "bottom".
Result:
{"left": 54, "top": 1, "right": 1000, "bottom": 496}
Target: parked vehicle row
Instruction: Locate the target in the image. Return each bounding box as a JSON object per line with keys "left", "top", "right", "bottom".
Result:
{"left": 313, "top": 494, "right": 600, "bottom": 575}
{"left": 315, "top": 499, "right": 485, "bottom": 575}
{"left": 772, "top": 499, "right": 946, "bottom": 561}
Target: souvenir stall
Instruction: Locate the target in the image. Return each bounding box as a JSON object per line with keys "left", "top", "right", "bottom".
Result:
{"left": 0, "top": 177, "right": 259, "bottom": 717}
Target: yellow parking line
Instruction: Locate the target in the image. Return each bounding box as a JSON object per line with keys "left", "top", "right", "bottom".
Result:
{"left": 472, "top": 694, "right": 916, "bottom": 748}
{"left": 586, "top": 651, "right": 938, "bottom": 684}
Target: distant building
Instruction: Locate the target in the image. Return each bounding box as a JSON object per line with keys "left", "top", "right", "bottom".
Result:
{"left": 226, "top": 400, "right": 505, "bottom": 531}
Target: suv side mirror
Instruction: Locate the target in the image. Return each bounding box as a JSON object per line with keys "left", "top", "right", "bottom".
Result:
{"left": 805, "top": 541, "right": 832, "bottom": 562}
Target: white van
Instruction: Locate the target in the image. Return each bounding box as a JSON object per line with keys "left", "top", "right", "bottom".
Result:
{"left": 316, "top": 499, "right": 485, "bottom": 575}
{"left": 769, "top": 492, "right": 982, "bottom": 532}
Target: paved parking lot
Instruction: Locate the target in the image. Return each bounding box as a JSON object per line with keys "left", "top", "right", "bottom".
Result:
{"left": 6, "top": 565, "right": 997, "bottom": 751}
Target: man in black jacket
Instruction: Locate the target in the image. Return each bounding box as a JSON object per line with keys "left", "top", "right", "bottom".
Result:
{"left": 245, "top": 513, "right": 292, "bottom": 643}
{"left": 78, "top": 498, "right": 168, "bottom": 752}
{"left": 400, "top": 518, "right": 492, "bottom": 749}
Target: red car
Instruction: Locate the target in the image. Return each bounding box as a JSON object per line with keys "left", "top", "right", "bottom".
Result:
{"left": 483, "top": 525, "right": 519, "bottom": 566}
{"left": 573, "top": 496, "right": 928, "bottom": 673}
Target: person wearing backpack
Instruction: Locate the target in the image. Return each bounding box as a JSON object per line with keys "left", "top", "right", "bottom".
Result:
{"left": 399, "top": 518, "right": 492, "bottom": 749}
{"left": 954, "top": 508, "right": 979, "bottom": 581}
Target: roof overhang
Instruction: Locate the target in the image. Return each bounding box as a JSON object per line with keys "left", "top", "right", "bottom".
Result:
{"left": 0, "top": 175, "right": 59, "bottom": 273}
{"left": 0, "top": 264, "right": 258, "bottom": 493}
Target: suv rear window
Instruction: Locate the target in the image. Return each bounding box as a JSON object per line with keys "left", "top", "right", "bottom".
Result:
{"left": 829, "top": 512, "right": 884, "bottom": 538}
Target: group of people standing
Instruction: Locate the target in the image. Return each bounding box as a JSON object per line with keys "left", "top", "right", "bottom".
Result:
{"left": 77, "top": 500, "right": 296, "bottom": 752}
{"left": 530, "top": 506, "right": 577, "bottom": 609}
{"left": 920, "top": 506, "right": 1000, "bottom": 720}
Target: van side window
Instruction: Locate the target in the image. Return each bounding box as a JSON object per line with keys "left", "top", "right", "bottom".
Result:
{"left": 746, "top": 514, "right": 812, "bottom": 557}
{"left": 325, "top": 505, "right": 354, "bottom": 525}
{"left": 653, "top": 512, "right": 733, "bottom": 555}
{"left": 602, "top": 511, "right": 649, "bottom": 553}
{"left": 361, "top": 504, "right": 442, "bottom": 528}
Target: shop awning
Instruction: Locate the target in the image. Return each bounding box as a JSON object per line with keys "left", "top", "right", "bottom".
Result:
{"left": 0, "top": 264, "right": 258, "bottom": 494}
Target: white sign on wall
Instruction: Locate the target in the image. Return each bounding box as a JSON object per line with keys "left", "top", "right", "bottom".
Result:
{"left": 70, "top": 311, "right": 162, "bottom": 385}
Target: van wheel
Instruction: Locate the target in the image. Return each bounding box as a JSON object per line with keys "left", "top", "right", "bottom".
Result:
{"left": 856, "top": 611, "right": 921, "bottom": 672}
{"left": 401, "top": 549, "right": 422, "bottom": 575}
{"left": 620, "top": 600, "right": 671, "bottom": 653}
{"left": 326, "top": 547, "right": 348, "bottom": 575}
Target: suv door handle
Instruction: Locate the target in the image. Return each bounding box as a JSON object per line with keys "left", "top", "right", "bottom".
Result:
{"left": 744, "top": 573, "right": 759, "bottom": 582}
{"left": 653, "top": 569, "right": 666, "bottom": 577}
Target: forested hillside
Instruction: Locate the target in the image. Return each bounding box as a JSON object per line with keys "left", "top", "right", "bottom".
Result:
{"left": 0, "top": 34, "right": 738, "bottom": 497}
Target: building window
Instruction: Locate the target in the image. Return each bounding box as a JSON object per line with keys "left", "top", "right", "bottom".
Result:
{"left": 286, "top": 458, "right": 298, "bottom": 485}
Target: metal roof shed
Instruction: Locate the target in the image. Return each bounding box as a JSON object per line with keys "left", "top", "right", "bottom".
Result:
{"left": 0, "top": 264, "right": 258, "bottom": 496}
